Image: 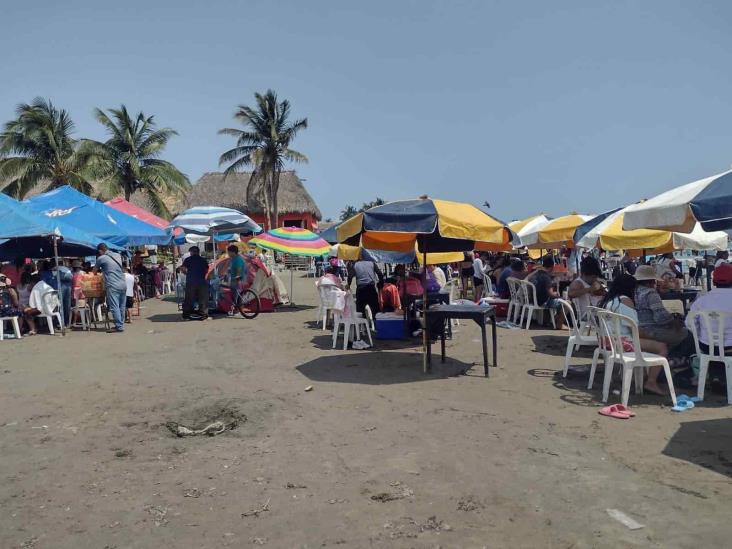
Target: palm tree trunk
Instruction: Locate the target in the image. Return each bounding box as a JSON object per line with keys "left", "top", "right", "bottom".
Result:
{"left": 271, "top": 169, "right": 281, "bottom": 229}
{"left": 261, "top": 173, "right": 272, "bottom": 231}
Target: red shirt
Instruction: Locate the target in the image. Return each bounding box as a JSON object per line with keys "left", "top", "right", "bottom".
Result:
{"left": 379, "top": 283, "right": 401, "bottom": 310}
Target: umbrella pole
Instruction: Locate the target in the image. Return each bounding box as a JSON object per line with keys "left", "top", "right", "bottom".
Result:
{"left": 289, "top": 264, "right": 294, "bottom": 307}
{"left": 422, "top": 247, "right": 429, "bottom": 374}
{"left": 53, "top": 236, "right": 66, "bottom": 336}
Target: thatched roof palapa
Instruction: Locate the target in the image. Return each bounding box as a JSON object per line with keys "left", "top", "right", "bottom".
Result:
{"left": 182, "top": 171, "right": 321, "bottom": 220}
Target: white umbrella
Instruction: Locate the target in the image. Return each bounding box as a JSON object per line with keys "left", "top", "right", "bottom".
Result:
{"left": 576, "top": 206, "right": 727, "bottom": 251}
{"left": 623, "top": 169, "right": 732, "bottom": 233}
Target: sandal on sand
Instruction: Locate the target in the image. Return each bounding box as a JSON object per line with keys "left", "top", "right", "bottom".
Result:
{"left": 599, "top": 405, "right": 632, "bottom": 419}
{"left": 614, "top": 404, "right": 635, "bottom": 417}
{"left": 671, "top": 400, "right": 695, "bottom": 412}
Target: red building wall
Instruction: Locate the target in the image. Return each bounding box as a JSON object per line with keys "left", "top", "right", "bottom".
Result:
{"left": 249, "top": 212, "right": 319, "bottom": 231}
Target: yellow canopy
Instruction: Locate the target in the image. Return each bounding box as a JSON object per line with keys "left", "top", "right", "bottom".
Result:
{"left": 332, "top": 242, "right": 464, "bottom": 264}
{"left": 521, "top": 213, "right": 594, "bottom": 249}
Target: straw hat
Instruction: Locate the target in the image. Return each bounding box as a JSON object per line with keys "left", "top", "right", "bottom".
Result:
{"left": 634, "top": 265, "right": 659, "bottom": 281}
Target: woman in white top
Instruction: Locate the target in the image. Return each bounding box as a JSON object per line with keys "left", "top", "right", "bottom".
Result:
{"left": 16, "top": 271, "right": 39, "bottom": 335}
{"left": 600, "top": 273, "right": 668, "bottom": 395}
{"left": 568, "top": 256, "right": 605, "bottom": 321}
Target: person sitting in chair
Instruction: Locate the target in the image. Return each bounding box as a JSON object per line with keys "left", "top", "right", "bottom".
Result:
{"left": 686, "top": 263, "right": 732, "bottom": 356}
{"left": 527, "top": 256, "right": 565, "bottom": 329}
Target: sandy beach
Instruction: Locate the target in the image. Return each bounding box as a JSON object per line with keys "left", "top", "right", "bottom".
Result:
{"left": 1, "top": 274, "right": 731, "bottom": 548}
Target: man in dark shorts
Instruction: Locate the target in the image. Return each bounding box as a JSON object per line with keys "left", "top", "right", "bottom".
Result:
{"left": 180, "top": 246, "right": 210, "bottom": 320}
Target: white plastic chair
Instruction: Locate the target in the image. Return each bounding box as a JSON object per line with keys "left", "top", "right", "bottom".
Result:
{"left": 332, "top": 293, "right": 373, "bottom": 350}
{"left": 0, "top": 315, "right": 21, "bottom": 340}
{"left": 482, "top": 273, "right": 494, "bottom": 298}
{"left": 586, "top": 307, "right": 610, "bottom": 390}
{"left": 558, "top": 299, "right": 598, "bottom": 377}
{"left": 519, "top": 280, "right": 556, "bottom": 330}
{"left": 506, "top": 278, "right": 523, "bottom": 325}
{"left": 161, "top": 271, "right": 174, "bottom": 295}
{"left": 38, "top": 290, "right": 64, "bottom": 335}
{"left": 595, "top": 309, "right": 677, "bottom": 407}
{"left": 316, "top": 282, "right": 341, "bottom": 330}
{"left": 71, "top": 291, "right": 92, "bottom": 331}
{"left": 688, "top": 310, "right": 732, "bottom": 404}
{"left": 441, "top": 279, "right": 461, "bottom": 326}
{"left": 363, "top": 304, "right": 376, "bottom": 332}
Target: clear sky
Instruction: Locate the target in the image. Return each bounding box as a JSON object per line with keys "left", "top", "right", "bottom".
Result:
{"left": 1, "top": 1, "right": 731, "bottom": 222}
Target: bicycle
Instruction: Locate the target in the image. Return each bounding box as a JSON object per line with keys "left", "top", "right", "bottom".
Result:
{"left": 222, "top": 282, "right": 260, "bottom": 319}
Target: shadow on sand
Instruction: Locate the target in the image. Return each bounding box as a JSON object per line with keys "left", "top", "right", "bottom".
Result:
{"left": 663, "top": 418, "right": 732, "bottom": 479}
{"left": 296, "top": 351, "right": 474, "bottom": 385}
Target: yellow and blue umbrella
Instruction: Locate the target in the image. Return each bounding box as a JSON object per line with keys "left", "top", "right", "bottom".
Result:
{"left": 575, "top": 206, "right": 727, "bottom": 252}
{"left": 337, "top": 198, "right": 512, "bottom": 253}
{"left": 519, "top": 213, "right": 594, "bottom": 249}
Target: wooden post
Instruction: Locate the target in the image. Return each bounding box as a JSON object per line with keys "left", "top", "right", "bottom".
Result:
{"left": 422, "top": 246, "right": 429, "bottom": 374}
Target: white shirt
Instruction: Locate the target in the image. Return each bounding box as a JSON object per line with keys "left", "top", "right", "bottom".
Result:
{"left": 432, "top": 266, "right": 447, "bottom": 289}
{"left": 29, "top": 281, "right": 54, "bottom": 313}
{"left": 686, "top": 287, "right": 732, "bottom": 347}
{"left": 125, "top": 273, "right": 136, "bottom": 297}
{"left": 473, "top": 258, "right": 484, "bottom": 278}
{"left": 715, "top": 259, "right": 728, "bottom": 269}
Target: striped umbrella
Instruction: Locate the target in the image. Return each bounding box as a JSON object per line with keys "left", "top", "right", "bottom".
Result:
{"left": 623, "top": 169, "right": 732, "bottom": 233}
{"left": 249, "top": 227, "right": 330, "bottom": 306}
{"left": 336, "top": 198, "right": 513, "bottom": 252}
{"left": 167, "top": 206, "right": 262, "bottom": 236}
{"left": 249, "top": 227, "right": 330, "bottom": 257}
{"left": 508, "top": 214, "right": 551, "bottom": 248}
{"left": 575, "top": 205, "right": 728, "bottom": 252}
{"left": 519, "top": 213, "right": 594, "bottom": 249}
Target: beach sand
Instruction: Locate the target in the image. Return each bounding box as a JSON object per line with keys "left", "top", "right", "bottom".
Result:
{"left": 1, "top": 274, "right": 731, "bottom": 548}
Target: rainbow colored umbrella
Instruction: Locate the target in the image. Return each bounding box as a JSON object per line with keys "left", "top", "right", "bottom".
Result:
{"left": 249, "top": 227, "right": 330, "bottom": 305}
{"left": 249, "top": 227, "right": 330, "bottom": 257}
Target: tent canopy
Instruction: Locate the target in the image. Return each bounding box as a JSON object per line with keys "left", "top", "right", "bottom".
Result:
{"left": 0, "top": 193, "right": 120, "bottom": 259}
{"left": 25, "top": 186, "right": 172, "bottom": 246}
{"left": 105, "top": 197, "right": 169, "bottom": 229}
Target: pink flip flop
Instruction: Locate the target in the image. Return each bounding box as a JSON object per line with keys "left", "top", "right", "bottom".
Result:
{"left": 614, "top": 404, "right": 635, "bottom": 417}
{"left": 599, "top": 405, "right": 632, "bottom": 419}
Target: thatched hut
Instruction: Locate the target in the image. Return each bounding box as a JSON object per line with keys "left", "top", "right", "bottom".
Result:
{"left": 182, "top": 171, "right": 322, "bottom": 230}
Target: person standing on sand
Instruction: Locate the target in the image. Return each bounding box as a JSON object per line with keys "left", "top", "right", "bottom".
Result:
{"left": 180, "top": 246, "right": 210, "bottom": 320}
{"left": 94, "top": 243, "right": 127, "bottom": 333}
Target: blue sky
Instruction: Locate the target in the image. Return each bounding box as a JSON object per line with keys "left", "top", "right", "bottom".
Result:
{"left": 1, "top": 1, "right": 731, "bottom": 222}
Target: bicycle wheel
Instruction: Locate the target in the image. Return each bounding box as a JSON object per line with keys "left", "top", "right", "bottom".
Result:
{"left": 237, "top": 288, "right": 260, "bottom": 319}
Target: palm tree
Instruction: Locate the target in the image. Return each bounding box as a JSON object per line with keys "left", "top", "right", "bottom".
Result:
{"left": 218, "top": 90, "right": 308, "bottom": 229}
{"left": 361, "top": 197, "right": 386, "bottom": 211}
{"left": 0, "top": 97, "right": 93, "bottom": 198}
{"left": 340, "top": 205, "right": 358, "bottom": 221}
{"left": 79, "top": 106, "right": 190, "bottom": 218}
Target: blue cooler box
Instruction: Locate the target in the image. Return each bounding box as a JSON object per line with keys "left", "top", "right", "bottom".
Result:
{"left": 375, "top": 313, "right": 407, "bottom": 340}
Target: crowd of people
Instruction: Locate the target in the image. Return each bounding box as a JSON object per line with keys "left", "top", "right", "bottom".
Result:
{"left": 314, "top": 247, "right": 731, "bottom": 393}
{"left": 0, "top": 245, "right": 175, "bottom": 336}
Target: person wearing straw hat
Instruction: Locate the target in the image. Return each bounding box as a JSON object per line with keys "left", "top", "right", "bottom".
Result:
{"left": 633, "top": 265, "right": 689, "bottom": 352}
